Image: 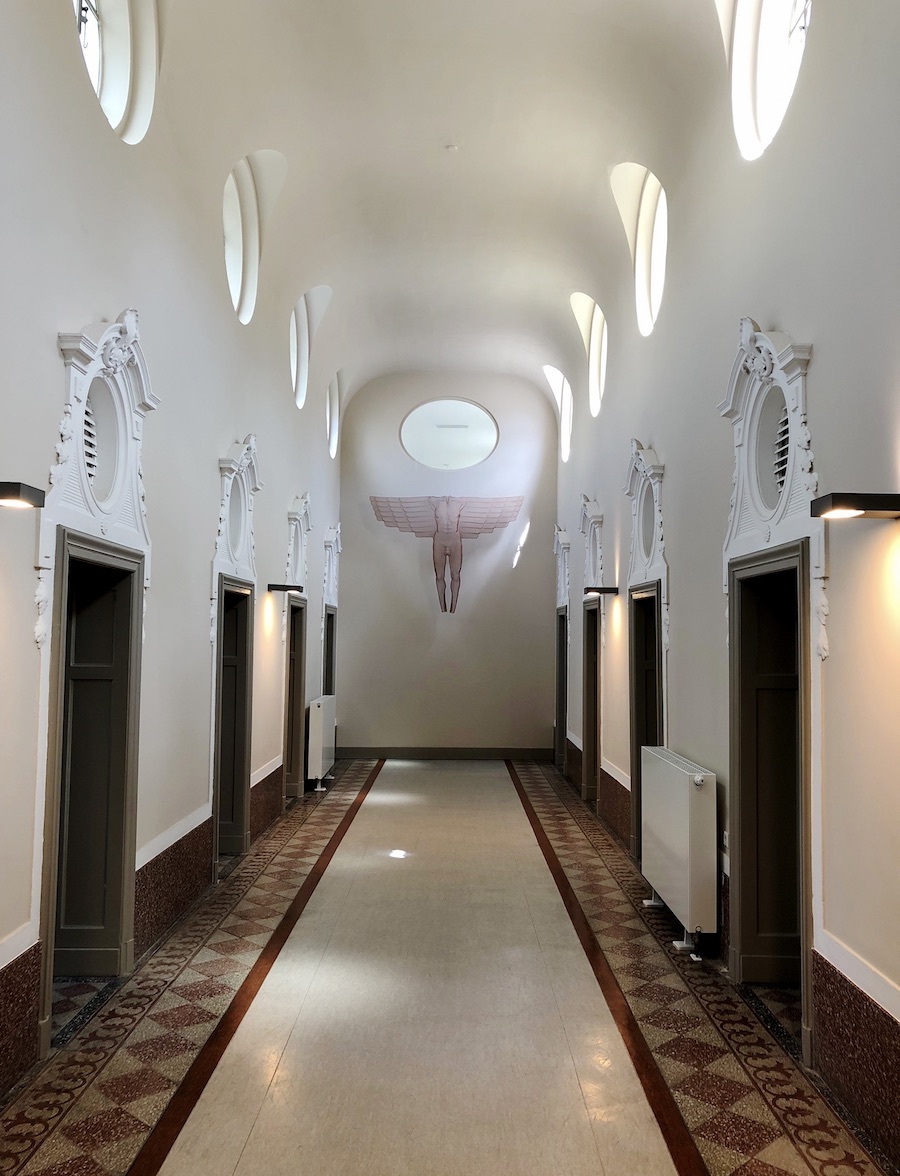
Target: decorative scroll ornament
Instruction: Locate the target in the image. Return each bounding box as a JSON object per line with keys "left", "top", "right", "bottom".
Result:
{"left": 370, "top": 496, "right": 523, "bottom": 614}
{"left": 280, "top": 493, "right": 313, "bottom": 642}
{"left": 580, "top": 496, "right": 604, "bottom": 590}
{"left": 37, "top": 309, "right": 159, "bottom": 646}
{"left": 624, "top": 439, "right": 669, "bottom": 647}
{"left": 719, "top": 317, "right": 827, "bottom": 658}
{"left": 211, "top": 435, "right": 262, "bottom": 640}
{"left": 554, "top": 525, "right": 571, "bottom": 611}
{"left": 286, "top": 493, "right": 313, "bottom": 592}
{"left": 323, "top": 524, "right": 341, "bottom": 610}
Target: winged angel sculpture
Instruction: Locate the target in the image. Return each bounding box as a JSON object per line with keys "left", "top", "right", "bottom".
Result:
{"left": 370, "top": 495, "right": 524, "bottom": 613}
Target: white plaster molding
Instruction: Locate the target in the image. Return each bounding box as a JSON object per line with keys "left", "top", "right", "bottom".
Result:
{"left": 580, "top": 494, "right": 609, "bottom": 645}
{"left": 624, "top": 438, "right": 669, "bottom": 739}
{"left": 286, "top": 493, "right": 313, "bottom": 592}
{"left": 566, "top": 731, "right": 583, "bottom": 752}
{"left": 134, "top": 804, "right": 211, "bottom": 872}
{"left": 719, "top": 317, "right": 822, "bottom": 626}
{"left": 817, "top": 929, "right": 900, "bottom": 1024}
{"left": 580, "top": 496, "right": 604, "bottom": 588}
{"left": 553, "top": 525, "right": 571, "bottom": 610}
{"left": 323, "top": 523, "right": 341, "bottom": 609}
{"left": 601, "top": 756, "right": 631, "bottom": 791}
{"left": 37, "top": 309, "right": 159, "bottom": 645}
{"left": 212, "top": 434, "right": 263, "bottom": 603}
{"left": 0, "top": 922, "right": 40, "bottom": 973}
{"left": 251, "top": 754, "right": 284, "bottom": 788}
{"left": 280, "top": 493, "right": 312, "bottom": 643}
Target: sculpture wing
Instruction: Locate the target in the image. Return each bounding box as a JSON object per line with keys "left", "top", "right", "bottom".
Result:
{"left": 458, "top": 496, "right": 524, "bottom": 539}
{"left": 370, "top": 496, "right": 436, "bottom": 538}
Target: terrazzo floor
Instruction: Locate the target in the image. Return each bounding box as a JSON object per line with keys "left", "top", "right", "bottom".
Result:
{"left": 0, "top": 759, "right": 892, "bottom": 1176}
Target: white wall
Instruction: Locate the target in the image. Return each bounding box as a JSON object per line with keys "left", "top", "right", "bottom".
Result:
{"left": 337, "top": 372, "right": 555, "bottom": 750}
{"left": 558, "top": 1, "right": 900, "bottom": 1015}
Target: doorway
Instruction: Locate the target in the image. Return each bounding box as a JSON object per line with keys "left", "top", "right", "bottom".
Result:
{"left": 284, "top": 599, "right": 307, "bottom": 798}
{"left": 323, "top": 605, "right": 337, "bottom": 696}
{"left": 40, "top": 535, "right": 143, "bottom": 1050}
{"left": 214, "top": 581, "right": 253, "bottom": 863}
{"left": 729, "top": 544, "right": 810, "bottom": 1055}
{"left": 629, "top": 583, "right": 663, "bottom": 862}
{"left": 582, "top": 600, "right": 601, "bottom": 804}
{"left": 554, "top": 607, "right": 568, "bottom": 772}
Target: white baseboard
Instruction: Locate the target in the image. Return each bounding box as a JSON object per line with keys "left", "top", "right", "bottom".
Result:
{"left": 601, "top": 757, "right": 631, "bottom": 791}
{"left": 251, "top": 754, "right": 283, "bottom": 788}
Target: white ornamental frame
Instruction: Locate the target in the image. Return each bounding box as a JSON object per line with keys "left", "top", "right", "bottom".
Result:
{"left": 624, "top": 438, "right": 669, "bottom": 742}
{"left": 15, "top": 311, "right": 158, "bottom": 972}
{"left": 323, "top": 523, "right": 341, "bottom": 611}
{"left": 554, "top": 526, "right": 570, "bottom": 611}
{"left": 624, "top": 439, "right": 669, "bottom": 628}
{"left": 280, "top": 493, "right": 312, "bottom": 643}
{"left": 718, "top": 317, "right": 844, "bottom": 1012}
{"left": 580, "top": 495, "right": 607, "bottom": 645}
{"left": 211, "top": 434, "right": 263, "bottom": 619}
{"left": 718, "top": 317, "right": 825, "bottom": 653}
{"left": 36, "top": 309, "right": 159, "bottom": 647}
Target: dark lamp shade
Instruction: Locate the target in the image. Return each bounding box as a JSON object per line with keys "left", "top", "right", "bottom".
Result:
{"left": 810, "top": 493, "right": 900, "bottom": 520}
{"left": 0, "top": 482, "right": 45, "bottom": 509}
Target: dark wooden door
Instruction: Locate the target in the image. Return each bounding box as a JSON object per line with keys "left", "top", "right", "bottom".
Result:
{"left": 323, "top": 606, "right": 336, "bottom": 696}
{"left": 217, "top": 589, "right": 251, "bottom": 856}
{"left": 629, "top": 586, "right": 662, "bottom": 861}
{"left": 56, "top": 558, "right": 133, "bottom": 976}
{"left": 284, "top": 602, "right": 306, "bottom": 794}
{"left": 737, "top": 567, "right": 801, "bottom": 983}
{"left": 554, "top": 608, "right": 568, "bottom": 771}
{"left": 583, "top": 603, "right": 600, "bottom": 803}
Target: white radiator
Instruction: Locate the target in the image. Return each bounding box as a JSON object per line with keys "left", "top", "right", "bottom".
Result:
{"left": 307, "top": 695, "right": 336, "bottom": 783}
{"left": 641, "top": 746, "right": 717, "bottom": 937}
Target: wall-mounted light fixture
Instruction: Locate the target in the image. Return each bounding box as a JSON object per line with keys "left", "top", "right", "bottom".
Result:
{"left": 584, "top": 586, "right": 619, "bottom": 595}
{"left": 267, "top": 583, "right": 304, "bottom": 593}
{"left": 0, "top": 482, "right": 46, "bottom": 510}
{"left": 810, "top": 493, "right": 900, "bottom": 521}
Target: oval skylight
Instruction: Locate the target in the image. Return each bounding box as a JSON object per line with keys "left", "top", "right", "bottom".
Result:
{"left": 732, "top": 0, "right": 812, "bottom": 160}
{"left": 400, "top": 400, "right": 499, "bottom": 470}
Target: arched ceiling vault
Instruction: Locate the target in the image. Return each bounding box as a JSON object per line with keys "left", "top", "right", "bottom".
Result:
{"left": 157, "top": 0, "right": 725, "bottom": 406}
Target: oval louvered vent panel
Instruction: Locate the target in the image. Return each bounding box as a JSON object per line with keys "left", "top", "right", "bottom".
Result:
{"left": 773, "top": 403, "right": 790, "bottom": 493}
{"left": 83, "top": 393, "right": 99, "bottom": 485}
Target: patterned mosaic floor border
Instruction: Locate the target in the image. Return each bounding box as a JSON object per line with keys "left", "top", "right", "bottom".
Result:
{"left": 514, "top": 761, "right": 892, "bottom": 1176}
{"left": 0, "top": 761, "right": 376, "bottom": 1176}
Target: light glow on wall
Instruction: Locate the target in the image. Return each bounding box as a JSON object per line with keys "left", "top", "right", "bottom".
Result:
{"left": 262, "top": 592, "right": 276, "bottom": 638}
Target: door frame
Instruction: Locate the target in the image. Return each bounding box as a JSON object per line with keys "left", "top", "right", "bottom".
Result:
{"left": 283, "top": 596, "right": 307, "bottom": 799}
{"left": 323, "top": 604, "right": 337, "bottom": 697}
{"left": 628, "top": 580, "right": 663, "bottom": 862}
{"left": 38, "top": 528, "right": 144, "bottom": 1053}
{"left": 212, "top": 575, "right": 254, "bottom": 865}
{"left": 582, "top": 597, "right": 601, "bottom": 804}
{"left": 554, "top": 606, "right": 568, "bottom": 772}
{"left": 728, "top": 539, "right": 813, "bottom": 1063}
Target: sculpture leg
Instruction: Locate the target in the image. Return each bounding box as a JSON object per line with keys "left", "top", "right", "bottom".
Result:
{"left": 433, "top": 540, "right": 448, "bottom": 612}
{"left": 448, "top": 541, "right": 463, "bottom": 614}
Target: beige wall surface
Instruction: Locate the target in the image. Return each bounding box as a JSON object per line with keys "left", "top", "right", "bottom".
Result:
{"left": 338, "top": 372, "right": 555, "bottom": 750}
{"left": 557, "top": 3, "right": 900, "bottom": 1008}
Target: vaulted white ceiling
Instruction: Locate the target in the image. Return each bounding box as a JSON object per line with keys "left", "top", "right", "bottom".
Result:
{"left": 157, "top": 0, "right": 726, "bottom": 404}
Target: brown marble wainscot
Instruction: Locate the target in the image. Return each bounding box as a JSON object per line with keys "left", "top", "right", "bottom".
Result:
{"left": 0, "top": 942, "right": 40, "bottom": 1099}
{"left": 250, "top": 764, "right": 285, "bottom": 844}
{"left": 812, "top": 951, "right": 900, "bottom": 1167}
{"left": 564, "top": 738, "right": 582, "bottom": 793}
{"left": 134, "top": 819, "right": 214, "bottom": 959}
{"left": 596, "top": 765, "right": 631, "bottom": 850}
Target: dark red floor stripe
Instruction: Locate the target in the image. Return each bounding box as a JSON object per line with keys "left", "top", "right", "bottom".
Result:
{"left": 128, "top": 760, "right": 384, "bottom": 1176}
{"left": 505, "top": 760, "right": 709, "bottom": 1176}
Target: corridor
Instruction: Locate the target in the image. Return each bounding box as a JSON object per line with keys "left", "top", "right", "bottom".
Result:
{"left": 158, "top": 759, "right": 674, "bottom": 1176}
